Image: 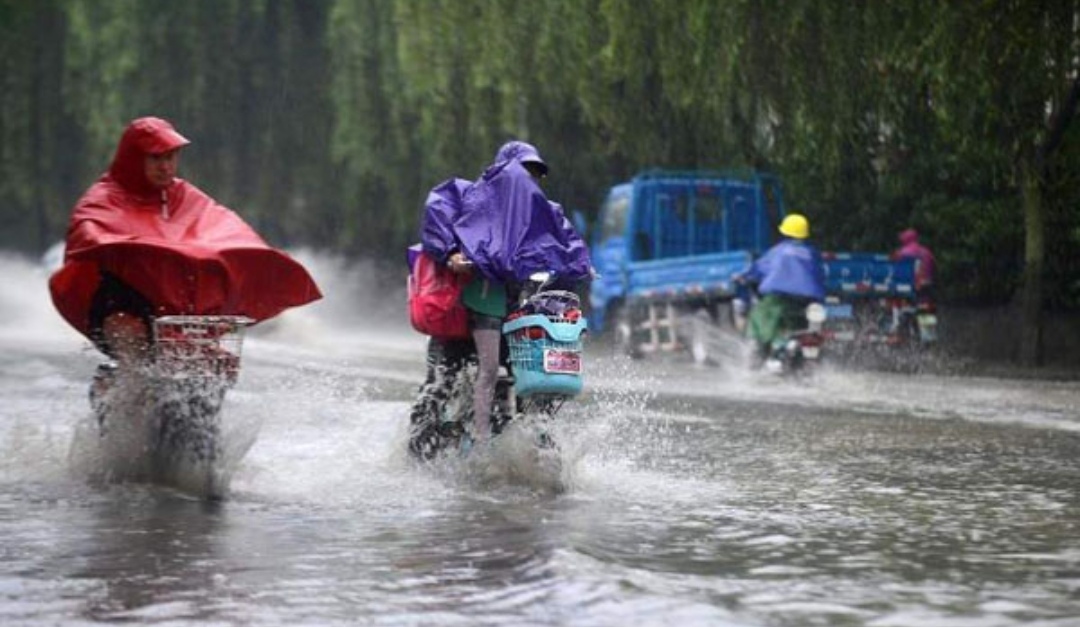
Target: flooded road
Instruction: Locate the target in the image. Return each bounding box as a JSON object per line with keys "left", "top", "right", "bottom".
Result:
{"left": 3, "top": 254, "right": 1080, "bottom": 626}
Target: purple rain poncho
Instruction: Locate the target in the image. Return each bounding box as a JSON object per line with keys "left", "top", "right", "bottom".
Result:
{"left": 743, "top": 238, "right": 826, "bottom": 301}
{"left": 418, "top": 150, "right": 591, "bottom": 287}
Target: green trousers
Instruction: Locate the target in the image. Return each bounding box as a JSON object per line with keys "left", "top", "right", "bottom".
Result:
{"left": 748, "top": 294, "right": 811, "bottom": 350}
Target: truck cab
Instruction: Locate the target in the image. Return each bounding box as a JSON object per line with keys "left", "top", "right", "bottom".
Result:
{"left": 589, "top": 170, "right": 784, "bottom": 355}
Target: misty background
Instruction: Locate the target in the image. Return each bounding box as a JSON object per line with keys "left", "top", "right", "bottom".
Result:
{"left": 1, "top": 0, "right": 1078, "bottom": 366}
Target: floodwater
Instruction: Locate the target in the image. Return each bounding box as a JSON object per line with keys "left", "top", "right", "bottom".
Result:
{"left": 2, "top": 252, "right": 1080, "bottom": 626}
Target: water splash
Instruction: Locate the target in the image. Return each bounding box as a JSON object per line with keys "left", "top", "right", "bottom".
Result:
{"left": 66, "top": 369, "right": 261, "bottom": 499}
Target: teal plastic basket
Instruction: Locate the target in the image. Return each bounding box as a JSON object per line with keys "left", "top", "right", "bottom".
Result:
{"left": 502, "top": 314, "right": 587, "bottom": 398}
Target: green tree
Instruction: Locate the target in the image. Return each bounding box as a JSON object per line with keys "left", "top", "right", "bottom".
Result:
{"left": 914, "top": 0, "right": 1080, "bottom": 364}
{"left": 1, "top": 0, "right": 1078, "bottom": 366}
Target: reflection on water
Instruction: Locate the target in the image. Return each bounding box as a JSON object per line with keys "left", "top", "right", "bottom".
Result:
{"left": 72, "top": 492, "right": 226, "bottom": 621}
{"left": 8, "top": 383, "right": 1078, "bottom": 626}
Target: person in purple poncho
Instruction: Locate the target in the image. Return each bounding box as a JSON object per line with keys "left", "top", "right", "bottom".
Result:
{"left": 737, "top": 213, "right": 825, "bottom": 365}
{"left": 407, "top": 141, "right": 591, "bottom": 457}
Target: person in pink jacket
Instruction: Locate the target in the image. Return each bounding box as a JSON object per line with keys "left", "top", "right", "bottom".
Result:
{"left": 894, "top": 228, "right": 936, "bottom": 295}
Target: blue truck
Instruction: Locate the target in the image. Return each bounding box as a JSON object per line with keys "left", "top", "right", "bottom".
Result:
{"left": 588, "top": 170, "right": 933, "bottom": 361}
{"left": 588, "top": 170, "right": 783, "bottom": 358}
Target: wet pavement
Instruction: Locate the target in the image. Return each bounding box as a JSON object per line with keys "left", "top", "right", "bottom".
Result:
{"left": 3, "top": 255, "right": 1080, "bottom": 626}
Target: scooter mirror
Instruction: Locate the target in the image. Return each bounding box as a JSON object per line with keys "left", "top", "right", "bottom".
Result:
{"left": 805, "top": 303, "right": 827, "bottom": 324}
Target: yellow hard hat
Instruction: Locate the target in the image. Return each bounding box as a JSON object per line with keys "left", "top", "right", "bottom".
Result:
{"left": 779, "top": 213, "right": 810, "bottom": 239}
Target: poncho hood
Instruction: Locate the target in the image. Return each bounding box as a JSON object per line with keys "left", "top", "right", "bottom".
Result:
{"left": 494, "top": 140, "right": 548, "bottom": 176}
{"left": 108, "top": 116, "right": 191, "bottom": 199}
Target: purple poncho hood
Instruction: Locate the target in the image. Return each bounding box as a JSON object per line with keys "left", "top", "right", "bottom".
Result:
{"left": 419, "top": 149, "right": 591, "bottom": 285}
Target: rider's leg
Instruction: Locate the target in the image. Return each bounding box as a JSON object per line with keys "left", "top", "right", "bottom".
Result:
{"left": 748, "top": 294, "right": 784, "bottom": 364}
{"left": 421, "top": 337, "right": 441, "bottom": 386}
{"left": 410, "top": 339, "right": 469, "bottom": 418}
{"left": 779, "top": 296, "right": 812, "bottom": 330}
{"left": 89, "top": 313, "right": 150, "bottom": 430}
{"left": 471, "top": 314, "right": 502, "bottom": 442}
{"left": 101, "top": 312, "right": 151, "bottom": 367}
{"left": 408, "top": 336, "right": 477, "bottom": 459}
{"left": 89, "top": 362, "right": 118, "bottom": 429}
{"left": 408, "top": 337, "right": 444, "bottom": 431}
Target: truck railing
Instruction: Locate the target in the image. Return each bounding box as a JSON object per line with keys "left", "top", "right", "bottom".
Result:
{"left": 822, "top": 252, "right": 916, "bottom": 298}
{"left": 626, "top": 251, "right": 751, "bottom": 301}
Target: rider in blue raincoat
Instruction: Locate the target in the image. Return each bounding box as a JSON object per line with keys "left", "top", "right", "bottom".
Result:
{"left": 408, "top": 141, "right": 591, "bottom": 455}
{"left": 739, "top": 213, "right": 825, "bottom": 364}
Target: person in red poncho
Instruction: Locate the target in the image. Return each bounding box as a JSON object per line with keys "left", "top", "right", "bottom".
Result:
{"left": 50, "top": 116, "right": 322, "bottom": 364}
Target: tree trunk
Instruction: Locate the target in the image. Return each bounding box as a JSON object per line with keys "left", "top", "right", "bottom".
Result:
{"left": 1016, "top": 74, "right": 1080, "bottom": 367}
{"left": 1016, "top": 158, "right": 1044, "bottom": 367}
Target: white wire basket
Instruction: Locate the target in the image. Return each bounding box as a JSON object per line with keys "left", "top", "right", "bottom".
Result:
{"left": 151, "top": 315, "right": 254, "bottom": 381}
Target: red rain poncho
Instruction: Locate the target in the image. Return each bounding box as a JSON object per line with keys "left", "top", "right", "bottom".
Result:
{"left": 49, "top": 117, "right": 321, "bottom": 339}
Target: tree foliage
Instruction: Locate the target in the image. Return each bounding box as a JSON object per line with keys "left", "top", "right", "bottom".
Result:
{"left": 1, "top": 1, "right": 1077, "bottom": 339}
